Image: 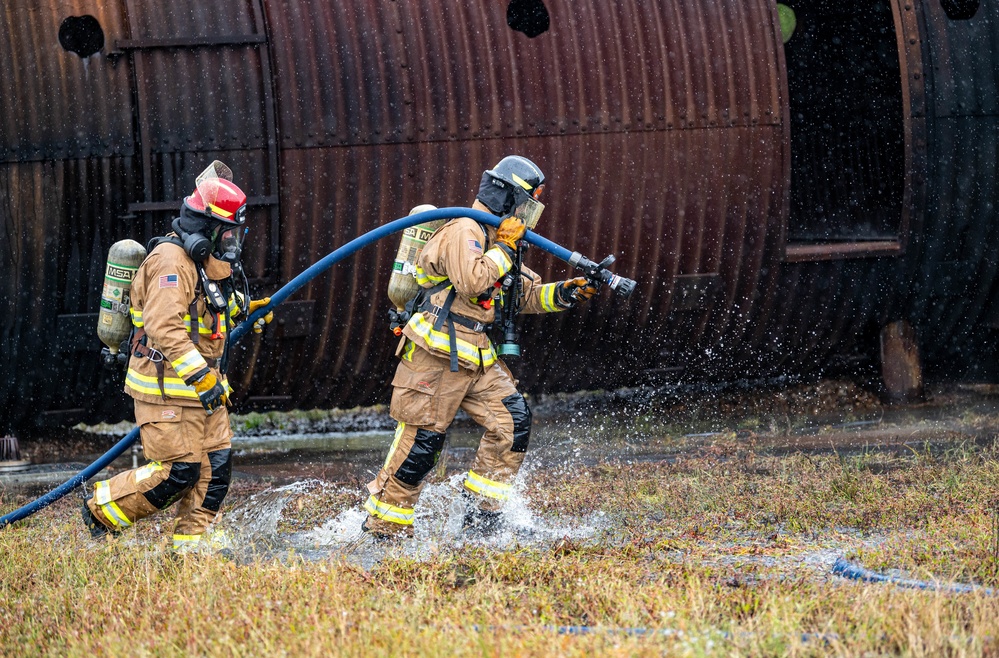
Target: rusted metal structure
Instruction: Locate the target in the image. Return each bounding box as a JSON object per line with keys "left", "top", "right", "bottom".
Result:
{"left": 0, "top": 0, "right": 995, "bottom": 433}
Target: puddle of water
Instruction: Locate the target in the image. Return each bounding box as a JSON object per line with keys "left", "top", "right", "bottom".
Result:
{"left": 214, "top": 470, "right": 610, "bottom": 568}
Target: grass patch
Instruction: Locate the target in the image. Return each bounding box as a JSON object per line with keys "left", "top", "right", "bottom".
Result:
{"left": 4, "top": 437, "right": 999, "bottom": 655}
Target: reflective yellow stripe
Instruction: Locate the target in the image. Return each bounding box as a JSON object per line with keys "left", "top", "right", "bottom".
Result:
{"left": 415, "top": 265, "right": 448, "bottom": 287}
{"left": 384, "top": 423, "right": 406, "bottom": 470}
{"left": 364, "top": 495, "right": 414, "bottom": 526}
{"left": 171, "top": 348, "right": 208, "bottom": 381}
{"left": 208, "top": 202, "right": 234, "bottom": 218}
{"left": 184, "top": 314, "right": 228, "bottom": 334}
{"left": 464, "top": 470, "right": 512, "bottom": 501}
{"left": 172, "top": 534, "right": 202, "bottom": 549}
{"left": 125, "top": 369, "right": 199, "bottom": 399}
{"left": 135, "top": 461, "right": 164, "bottom": 483}
{"left": 539, "top": 283, "right": 563, "bottom": 313}
{"left": 94, "top": 480, "right": 113, "bottom": 505}
{"left": 130, "top": 309, "right": 227, "bottom": 335}
{"left": 511, "top": 173, "right": 533, "bottom": 191}
{"left": 99, "top": 500, "right": 133, "bottom": 528}
{"left": 484, "top": 247, "right": 512, "bottom": 276}
{"left": 402, "top": 340, "right": 416, "bottom": 362}
{"left": 227, "top": 295, "right": 240, "bottom": 316}
{"left": 406, "top": 314, "right": 498, "bottom": 369}
{"left": 126, "top": 371, "right": 230, "bottom": 400}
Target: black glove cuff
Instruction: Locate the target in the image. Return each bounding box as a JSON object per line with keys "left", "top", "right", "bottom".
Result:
{"left": 495, "top": 242, "right": 517, "bottom": 262}
{"left": 183, "top": 367, "right": 211, "bottom": 387}
{"left": 554, "top": 283, "right": 576, "bottom": 310}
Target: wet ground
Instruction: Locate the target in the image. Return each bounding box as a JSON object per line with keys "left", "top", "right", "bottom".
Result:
{"left": 5, "top": 378, "right": 999, "bottom": 572}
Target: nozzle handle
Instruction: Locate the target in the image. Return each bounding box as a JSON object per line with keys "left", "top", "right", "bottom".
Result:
{"left": 568, "top": 252, "right": 637, "bottom": 299}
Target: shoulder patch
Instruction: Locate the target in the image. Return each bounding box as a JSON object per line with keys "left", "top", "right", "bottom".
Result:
{"left": 158, "top": 274, "right": 179, "bottom": 288}
{"left": 467, "top": 239, "right": 483, "bottom": 255}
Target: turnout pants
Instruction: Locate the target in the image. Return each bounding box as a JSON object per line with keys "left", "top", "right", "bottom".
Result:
{"left": 365, "top": 343, "right": 532, "bottom": 535}
{"left": 85, "top": 399, "right": 233, "bottom": 548}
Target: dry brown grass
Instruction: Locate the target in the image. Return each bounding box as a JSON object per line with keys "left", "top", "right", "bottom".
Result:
{"left": 4, "top": 434, "right": 999, "bottom": 655}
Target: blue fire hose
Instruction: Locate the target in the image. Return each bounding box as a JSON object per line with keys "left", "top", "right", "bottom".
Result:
{"left": 832, "top": 557, "right": 995, "bottom": 595}
{"left": 0, "top": 208, "right": 633, "bottom": 529}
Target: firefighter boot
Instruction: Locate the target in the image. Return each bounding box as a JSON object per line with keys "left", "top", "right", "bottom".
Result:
{"left": 81, "top": 501, "right": 117, "bottom": 539}
{"left": 361, "top": 516, "right": 412, "bottom": 543}
{"left": 461, "top": 493, "right": 504, "bottom": 538}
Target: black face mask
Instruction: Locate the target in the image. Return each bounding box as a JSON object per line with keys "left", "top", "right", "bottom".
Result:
{"left": 212, "top": 225, "right": 246, "bottom": 265}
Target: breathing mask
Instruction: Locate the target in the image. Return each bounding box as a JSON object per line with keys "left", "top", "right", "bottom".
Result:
{"left": 212, "top": 222, "right": 247, "bottom": 265}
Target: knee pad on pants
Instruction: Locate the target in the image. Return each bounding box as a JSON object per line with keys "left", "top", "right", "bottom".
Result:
{"left": 202, "top": 448, "right": 232, "bottom": 513}
{"left": 142, "top": 461, "right": 201, "bottom": 510}
{"left": 395, "top": 429, "right": 447, "bottom": 486}
{"left": 503, "top": 393, "right": 532, "bottom": 453}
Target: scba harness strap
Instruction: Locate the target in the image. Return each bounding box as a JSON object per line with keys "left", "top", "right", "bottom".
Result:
{"left": 130, "top": 301, "right": 221, "bottom": 399}
{"left": 130, "top": 236, "right": 233, "bottom": 398}
{"left": 430, "top": 287, "right": 487, "bottom": 373}
{"left": 397, "top": 280, "right": 493, "bottom": 372}
{"left": 389, "top": 221, "right": 497, "bottom": 372}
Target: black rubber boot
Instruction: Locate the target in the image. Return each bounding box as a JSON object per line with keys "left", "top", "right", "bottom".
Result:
{"left": 80, "top": 502, "right": 116, "bottom": 539}
{"left": 462, "top": 506, "right": 503, "bottom": 537}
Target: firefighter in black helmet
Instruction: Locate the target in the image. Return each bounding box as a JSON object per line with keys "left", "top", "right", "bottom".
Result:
{"left": 477, "top": 155, "right": 548, "bottom": 230}
{"left": 364, "top": 155, "right": 599, "bottom": 539}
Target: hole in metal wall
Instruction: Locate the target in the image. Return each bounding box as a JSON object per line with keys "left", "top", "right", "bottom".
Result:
{"left": 507, "top": 0, "right": 550, "bottom": 38}
{"left": 940, "top": 0, "right": 980, "bottom": 20}
{"left": 59, "top": 15, "right": 104, "bottom": 58}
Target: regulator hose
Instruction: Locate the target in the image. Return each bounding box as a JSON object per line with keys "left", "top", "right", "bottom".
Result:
{"left": 832, "top": 557, "right": 995, "bottom": 595}
{"left": 1, "top": 208, "right": 629, "bottom": 529}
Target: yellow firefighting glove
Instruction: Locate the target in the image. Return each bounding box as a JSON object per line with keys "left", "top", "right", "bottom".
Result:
{"left": 554, "top": 277, "right": 598, "bottom": 309}
{"left": 193, "top": 371, "right": 229, "bottom": 415}
{"left": 248, "top": 297, "right": 274, "bottom": 334}
{"left": 495, "top": 217, "right": 526, "bottom": 251}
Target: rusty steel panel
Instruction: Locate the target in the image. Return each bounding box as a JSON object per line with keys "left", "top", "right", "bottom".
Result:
{"left": 0, "top": 157, "right": 137, "bottom": 425}
{"left": 254, "top": 0, "right": 788, "bottom": 404}
{"left": 264, "top": 0, "right": 783, "bottom": 148}
{"left": 244, "top": 119, "right": 786, "bottom": 406}
{"left": 921, "top": 0, "right": 998, "bottom": 117}
{"left": 0, "top": 1, "right": 132, "bottom": 162}
{"left": 2, "top": 0, "right": 999, "bottom": 432}
{"left": 907, "top": 0, "right": 999, "bottom": 353}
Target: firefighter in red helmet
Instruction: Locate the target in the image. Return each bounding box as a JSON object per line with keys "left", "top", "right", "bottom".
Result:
{"left": 364, "top": 155, "right": 598, "bottom": 539}
{"left": 82, "top": 161, "right": 273, "bottom": 552}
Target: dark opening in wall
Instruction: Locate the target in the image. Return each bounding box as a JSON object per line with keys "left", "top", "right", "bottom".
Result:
{"left": 940, "top": 0, "right": 980, "bottom": 20}
{"left": 784, "top": 0, "right": 905, "bottom": 242}
{"left": 507, "top": 0, "right": 550, "bottom": 38}
{"left": 59, "top": 15, "right": 104, "bottom": 58}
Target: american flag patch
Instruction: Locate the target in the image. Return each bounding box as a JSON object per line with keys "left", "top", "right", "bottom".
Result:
{"left": 467, "top": 239, "right": 483, "bottom": 254}
{"left": 159, "top": 274, "right": 179, "bottom": 288}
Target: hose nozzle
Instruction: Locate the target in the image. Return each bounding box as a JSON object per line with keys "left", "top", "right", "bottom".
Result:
{"left": 568, "top": 253, "right": 637, "bottom": 298}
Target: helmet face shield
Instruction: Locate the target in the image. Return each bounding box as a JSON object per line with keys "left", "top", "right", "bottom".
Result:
{"left": 213, "top": 225, "right": 246, "bottom": 264}
{"left": 512, "top": 196, "right": 545, "bottom": 230}
{"left": 188, "top": 161, "right": 247, "bottom": 226}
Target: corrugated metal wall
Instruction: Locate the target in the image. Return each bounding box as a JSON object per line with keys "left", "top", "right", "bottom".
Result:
{"left": 253, "top": 0, "right": 787, "bottom": 404}
{"left": 1, "top": 0, "right": 997, "bottom": 431}
{"left": 910, "top": 0, "right": 999, "bottom": 361}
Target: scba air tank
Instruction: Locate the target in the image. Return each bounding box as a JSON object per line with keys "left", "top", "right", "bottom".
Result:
{"left": 387, "top": 205, "right": 445, "bottom": 311}
{"left": 97, "top": 239, "right": 146, "bottom": 367}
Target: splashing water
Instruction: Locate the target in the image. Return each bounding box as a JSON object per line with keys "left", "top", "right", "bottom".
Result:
{"left": 215, "top": 470, "right": 608, "bottom": 567}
